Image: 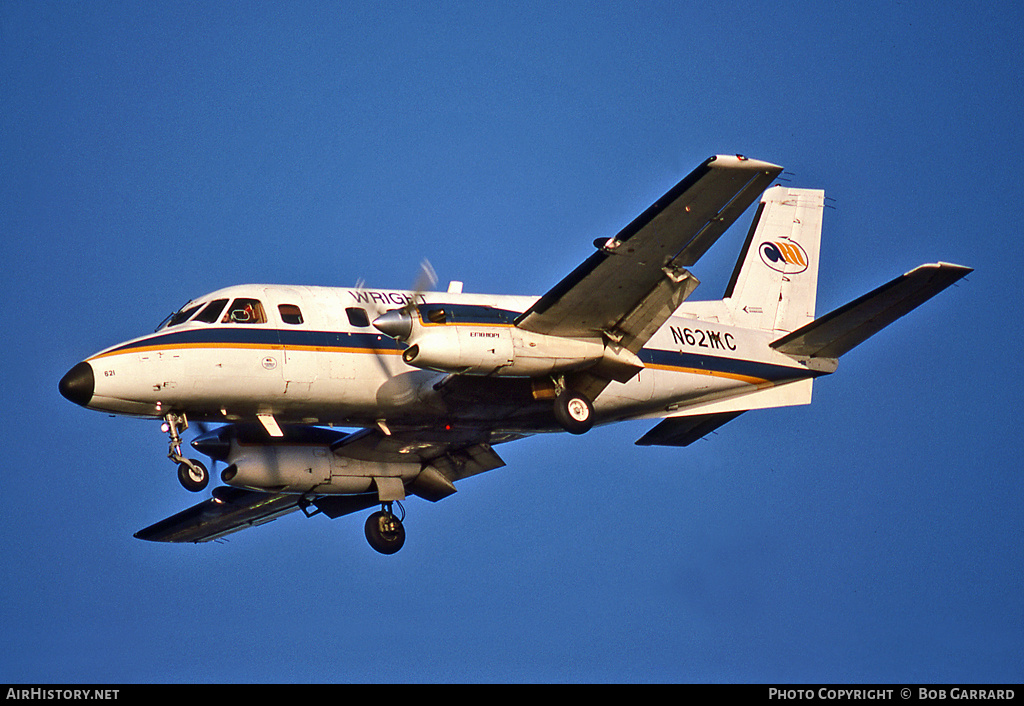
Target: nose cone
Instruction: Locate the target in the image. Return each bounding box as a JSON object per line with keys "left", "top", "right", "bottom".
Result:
{"left": 372, "top": 309, "right": 413, "bottom": 340}
{"left": 59, "top": 361, "right": 95, "bottom": 407}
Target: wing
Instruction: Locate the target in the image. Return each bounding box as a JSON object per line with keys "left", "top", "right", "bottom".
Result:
{"left": 516, "top": 155, "right": 783, "bottom": 352}
{"left": 133, "top": 486, "right": 312, "bottom": 543}
{"left": 329, "top": 426, "right": 518, "bottom": 502}
{"left": 134, "top": 426, "right": 521, "bottom": 542}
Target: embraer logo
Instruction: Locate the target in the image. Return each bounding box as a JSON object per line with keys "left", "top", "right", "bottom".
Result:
{"left": 760, "top": 240, "right": 808, "bottom": 274}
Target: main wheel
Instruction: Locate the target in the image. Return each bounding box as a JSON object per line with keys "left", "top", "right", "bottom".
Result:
{"left": 177, "top": 459, "right": 209, "bottom": 492}
{"left": 553, "top": 390, "right": 594, "bottom": 435}
{"left": 364, "top": 511, "right": 406, "bottom": 554}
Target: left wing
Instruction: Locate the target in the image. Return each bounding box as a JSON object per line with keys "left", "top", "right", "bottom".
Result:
{"left": 134, "top": 426, "right": 518, "bottom": 543}
{"left": 329, "top": 426, "right": 515, "bottom": 502}
{"left": 133, "top": 486, "right": 313, "bottom": 543}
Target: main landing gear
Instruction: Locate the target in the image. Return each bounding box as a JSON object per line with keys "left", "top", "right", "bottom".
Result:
{"left": 162, "top": 412, "right": 210, "bottom": 492}
{"left": 364, "top": 502, "right": 406, "bottom": 554}
{"left": 553, "top": 389, "right": 594, "bottom": 435}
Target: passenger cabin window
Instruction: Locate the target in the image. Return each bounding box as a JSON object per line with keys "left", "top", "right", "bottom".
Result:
{"left": 223, "top": 298, "right": 267, "bottom": 324}
{"left": 417, "top": 305, "right": 512, "bottom": 326}
{"left": 425, "top": 308, "right": 447, "bottom": 324}
{"left": 456, "top": 305, "right": 512, "bottom": 325}
{"left": 194, "top": 299, "right": 228, "bottom": 324}
{"left": 279, "top": 304, "right": 303, "bottom": 325}
{"left": 346, "top": 307, "right": 370, "bottom": 328}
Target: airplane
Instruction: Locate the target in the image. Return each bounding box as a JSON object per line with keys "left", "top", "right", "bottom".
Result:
{"left": 58, "top": 154, "right": 971, "bottom": 554}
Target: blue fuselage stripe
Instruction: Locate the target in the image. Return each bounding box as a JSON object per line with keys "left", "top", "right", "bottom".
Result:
{"left": 95, "top": 327, "right": 814, "bottom": 383}
{"left": 639, "top": 348, "right": 814, "bottom": 382}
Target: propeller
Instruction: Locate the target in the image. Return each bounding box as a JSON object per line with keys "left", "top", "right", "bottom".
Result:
{"left": 372, "top": 258, "right": 437, "bottom": 342}
{"left": 189, "top": 421, "right": 229, "bottom": 476}
{"left": 411, "top": 258, "right": 439, "bottom": 298}
{"left": 366, "top": 260, "right": 441, "bottom": 410}
{"left": 352, "top": 260, "right": 436, "bottom": 319}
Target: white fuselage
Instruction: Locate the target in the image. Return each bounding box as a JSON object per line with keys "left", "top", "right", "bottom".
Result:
{"left": 74, "top": 283, "right": 822, "bottom": 432}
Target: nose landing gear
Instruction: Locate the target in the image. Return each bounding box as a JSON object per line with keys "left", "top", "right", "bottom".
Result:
{"left": 163, "top": 412, "right": 210, "bottom": 492}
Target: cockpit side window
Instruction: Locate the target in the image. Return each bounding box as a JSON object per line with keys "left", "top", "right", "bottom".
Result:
{"left": 194, "top": 299, "right": 228, "bottom": 324}
{"left": 279, "top": 304, "right": 303, "bottom": 325}
{"left": 222, "top": 298, "right": 267, "bottom": 324}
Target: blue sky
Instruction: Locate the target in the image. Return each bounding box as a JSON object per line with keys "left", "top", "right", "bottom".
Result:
{"left": 3, "top": 1, "right": 1022, "bottom": 683}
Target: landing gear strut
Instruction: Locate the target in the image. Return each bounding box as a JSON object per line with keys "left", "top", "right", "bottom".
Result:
{"left": 364, "top": 502, "right": 406, "bottom": 554}
{"left": 162, "top": 412, "right": 209, "bottom": 492}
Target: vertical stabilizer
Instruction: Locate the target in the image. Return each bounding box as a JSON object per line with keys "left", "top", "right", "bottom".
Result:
{"left": 723, "top": 186, "right": 825, "bottom": 335}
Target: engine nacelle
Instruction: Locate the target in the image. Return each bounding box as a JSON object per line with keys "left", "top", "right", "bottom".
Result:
{"left": 195, "top": 425, "right": 421, "bottom": 495}
{"left": 221, "top": 445, "right": 357, "bottom": 494}
{"left": 401, "top": 325, "right": 605, "bottom": 376}
{"left": 375, "top": 302, "right": 646, "bottom": 379}
{"left": 221, "top": 447, "right": 422, "bottom": 494}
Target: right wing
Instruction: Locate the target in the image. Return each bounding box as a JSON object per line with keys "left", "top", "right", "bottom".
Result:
{"left": 516, "top": 155, "right": 783, "bottom": 353}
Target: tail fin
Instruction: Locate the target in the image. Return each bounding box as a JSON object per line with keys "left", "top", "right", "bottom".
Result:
{"left": 723, "top": 186, "right": 825, "bottom": 335}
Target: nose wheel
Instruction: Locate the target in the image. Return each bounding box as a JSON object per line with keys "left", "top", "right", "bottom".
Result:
{"left": 364, "top": 503, "right": 406, "bottom": 554}
{"left": 177, "top": 459, "right": 209, "bottom": 492}
{"left": 163, "top": 412, "right": 210, "bottom": 492}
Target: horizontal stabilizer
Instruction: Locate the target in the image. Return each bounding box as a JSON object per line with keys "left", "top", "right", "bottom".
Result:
{"left": 771, "top": 263, "right": 971, "bottom": 359}
{"left": 635, "top": 411, "right": 745, "bottom": 447}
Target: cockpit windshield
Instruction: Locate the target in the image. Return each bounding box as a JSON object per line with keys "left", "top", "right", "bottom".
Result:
{"left": 156, "top": 296, "right": 268, "bottom": 330}
{"left": 194, "top": 299, "right": 228, "bottom": 323}
{"left": 167, "top": 304, "right": 202, "bottom": 327}
{"left": 156, "top": 302, "right": 200, "bottom": 330}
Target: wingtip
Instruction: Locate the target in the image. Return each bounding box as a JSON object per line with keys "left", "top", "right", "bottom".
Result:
{"left": 707, "top": 154, "right": 784, "bottom": 173}
{"left": 937, "top": 261, "right": 974, "bottom": 274}
{"left": 911, "top": 262, "right": 974, "bottom": 278}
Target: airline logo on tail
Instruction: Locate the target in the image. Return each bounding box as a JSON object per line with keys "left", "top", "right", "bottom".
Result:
{"left": 759, "top": 240, "right": 809, "bottom": 274}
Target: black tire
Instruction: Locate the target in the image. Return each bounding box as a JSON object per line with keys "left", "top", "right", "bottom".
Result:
{"left": 553, "top": 390, "right": 594, "bottom": 435}
{"left": 364, "top": 511, "right": 406, "bottom": 554}
{"left": 177, "top": 459, "right": 209, "bottom": 492}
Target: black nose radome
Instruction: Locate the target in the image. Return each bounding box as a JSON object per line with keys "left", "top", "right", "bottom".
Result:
{"left": 59, "top": 361, "right": 94, "bottom": 407}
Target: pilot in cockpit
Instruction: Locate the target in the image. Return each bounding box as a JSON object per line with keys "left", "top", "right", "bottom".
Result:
{"left": 224, "top": 299, "right": 265, "bottom": 324}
